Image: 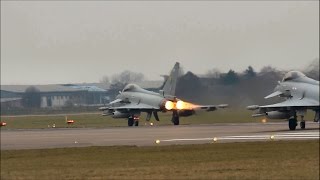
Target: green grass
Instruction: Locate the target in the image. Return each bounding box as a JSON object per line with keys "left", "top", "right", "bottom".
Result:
{"left": 0, "top": 109, "right": 316, "bottom": 129}
{"left": 1, "top": 140, "right": 319, "bottom": 180}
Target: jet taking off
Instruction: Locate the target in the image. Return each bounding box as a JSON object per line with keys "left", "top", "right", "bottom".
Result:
{"left": 247, "top": 71, "right": 319, "bottom": 130}
{"left": 99, "top": 62, "right": 228, "bottom": 126}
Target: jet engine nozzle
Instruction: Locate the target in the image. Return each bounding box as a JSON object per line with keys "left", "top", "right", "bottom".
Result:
{"left": 218, "top": 104, "right": 228, "bottom": 108}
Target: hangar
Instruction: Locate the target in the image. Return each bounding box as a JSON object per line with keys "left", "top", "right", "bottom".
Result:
{"left": 0, "top": 84, "right": 108, "bottom": 108}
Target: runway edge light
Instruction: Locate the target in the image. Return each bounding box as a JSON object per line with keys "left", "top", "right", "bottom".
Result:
{"left": 213, "top": 137, "right": 218, "bottom": 143}
{"left": 270, "top": 135, "right": 275, "bottom": 140}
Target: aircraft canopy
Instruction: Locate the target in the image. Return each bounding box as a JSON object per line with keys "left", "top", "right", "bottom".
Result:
{"left": 282, "top": 71, "right": 306, "bottom": 82}
{"left": 122, "top": 84, "right": 142, "bottom": 92}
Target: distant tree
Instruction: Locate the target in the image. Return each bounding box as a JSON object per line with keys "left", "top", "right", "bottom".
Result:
{"left": 100, "top": 75, "right": 110, "bottom": 86}
{"left": 260, "top": 66, "right": 278, "bottom": 74}
{"left": 220, "top": 69, "right": 239, "bottom": 85}
{"left": 206, "top": 68, "right": 221, "bottom": 78}
{"left": 22, "top": 86, "right": 41, "bottom": 108}
{"left": 244, "top": 66, "right": 256, "bottom": 78}
{"left": 176, "top": 71, "right": 203, "bottom": 98}
{"left": 111, "top": 70, "right": 145, "bottom": 85}
{"left": 304, "top": 58, "right": 319, "bottom": 80}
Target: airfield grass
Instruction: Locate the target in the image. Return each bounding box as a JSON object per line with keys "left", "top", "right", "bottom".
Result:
{"left": 1, "top": 140, "right": 319, "bottom": 180}
{"left": 0, "top": 109, "right": 316, "bottom": 129}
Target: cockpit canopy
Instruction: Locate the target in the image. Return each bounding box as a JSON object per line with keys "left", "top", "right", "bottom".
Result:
{"left": 122, "top": 84, "right": 142, "bottom": 92}
{"left": 282, "top": 71, "right": 306, "bottom": 82}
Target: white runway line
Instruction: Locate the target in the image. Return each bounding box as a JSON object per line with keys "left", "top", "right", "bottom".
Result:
{"left": 161, "top": 138, "right": 213, "bottom": 142}
{"left": 275, "top": 137, "right": 319, "bottom": 139}
{"left": 278, "top": 132, "right": 319, "bottom": 134}
{"left": 156, "top": 131, "right": 320, "bottom": 143}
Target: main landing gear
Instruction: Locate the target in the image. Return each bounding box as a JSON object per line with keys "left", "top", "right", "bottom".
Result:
{"left": 288, "top": 114, "right": 306, "bottom": 130}
{"left": 128, "top": 116, "right": 139, "bottom": 127}
{"left": 288, "top": 117, "right": 297, "bottom": 130}
{"left": 171, "top": 111, "right": 180, "bottom": 125}
{"left": 299, "top": 115, "right": 305, "bottom": 129}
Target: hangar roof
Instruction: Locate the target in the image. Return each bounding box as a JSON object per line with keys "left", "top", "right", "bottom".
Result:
{"left": 0, "top": 85, "right": 85, "bottom": 93}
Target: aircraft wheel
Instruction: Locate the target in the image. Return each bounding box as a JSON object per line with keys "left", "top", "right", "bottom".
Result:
{"left": 134, "top": 120, "right": 139, "bottom": 126}
{"left": 128, "top": 117, "right": 134, "bottom": 127}
{"left": 172, "top": 116, "right": 180, "bottom": 125}
{"left": 288, "top": 118, "right": 297, "bottom": 130}
{"left": 300, "top": 121, "right": 306, "bottom": 129}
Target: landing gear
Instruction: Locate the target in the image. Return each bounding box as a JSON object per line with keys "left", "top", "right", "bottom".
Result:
{"left": 288, "top": 117, "right": 297, "bottom": 130}
{"left": 299, "top": 115, "right": 305, "bottom": 129}
{"left": 134, "top": 120, "right": 139, "bottom": 126}
{"left": 128, "top": 117, "right": 134, "bottom": 127}
{"left": 314, "top": 111, "right": 319, "bottom": 122}
{"left": 128, "top": 116, "right": 139, "bottom": 127}
{"left": 172, "top": 110, "right": 180, "bottom": 125}
{"left": 172, "top": 116, "right": 179, "bottom": 125}
{"left": 300, "top": 121, "right": 305, "bottom": 129}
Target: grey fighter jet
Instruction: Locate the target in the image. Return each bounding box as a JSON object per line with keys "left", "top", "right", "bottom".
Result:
{"left": 99, "top": 62, "right": 228, "bottom": 126}
{"left": 247, "top": 71, "right": 319, "bottom": 130}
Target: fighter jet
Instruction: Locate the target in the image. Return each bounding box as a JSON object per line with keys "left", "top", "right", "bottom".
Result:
{"left": 99, "top": 62, "right": 228, "bottom": 126}
{"left": 247, "top": 71, "right": 319, "bottom": 130}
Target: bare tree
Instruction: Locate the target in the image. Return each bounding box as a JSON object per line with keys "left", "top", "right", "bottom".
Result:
{"left": 111, "top": 70, "right": 145, "bottom": 85}
{"left": 304, "top": 58, "right": 319, "bottom": 80}
{"left": 220, "top": 69, "right": 239, "bottom": 85}
{"left": 100, "top": 75, "right": 110, "bottom": 86}
{"left": 243, "top": 66, "right": 256, "bottom": 78}
{"left": 260, "top": 66, "right": 278, "bottom": 74}
{"left": 205, "top": 68, "right": 221, "bottom": 78}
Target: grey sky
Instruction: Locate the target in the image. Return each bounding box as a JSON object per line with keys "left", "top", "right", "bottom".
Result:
{"left": 1, "top": 1, "right": 319, "bottom": 85}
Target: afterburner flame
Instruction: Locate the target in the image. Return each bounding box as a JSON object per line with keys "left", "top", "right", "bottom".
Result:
{"left": 165, "top": 101, "right": 174, "bottom": 110}
{"left": 175, "top": 100, "right": 197, "bottom": 110}
{"left": 164, "top": 100, "right": 199, "bottom": 110}
{"left": 176, "top": 100, "right": 184, "bottom": 110}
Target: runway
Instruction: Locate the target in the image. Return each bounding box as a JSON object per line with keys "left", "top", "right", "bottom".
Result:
{"left": 1, "top": 122, "right": 319, "bottom": 150}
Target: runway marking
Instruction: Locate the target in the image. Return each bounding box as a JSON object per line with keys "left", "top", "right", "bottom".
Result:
{"left": 156, "top": 132, "right": 319, "bottom": 144}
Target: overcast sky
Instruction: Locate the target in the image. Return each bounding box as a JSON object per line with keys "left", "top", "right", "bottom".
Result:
{"left": 1, "top": 1, "right": 319, "bottom": 85}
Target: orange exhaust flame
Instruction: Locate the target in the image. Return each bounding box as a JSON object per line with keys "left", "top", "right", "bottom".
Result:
{"left": 165, "top": 100, "right": 199, "bottom": 111}
{"left": 175, "top": 100, "right": 198, "bottom": 110}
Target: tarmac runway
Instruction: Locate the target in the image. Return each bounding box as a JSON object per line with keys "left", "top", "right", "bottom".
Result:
{"left": 1, "top": 122, "right": 319, "bottom": 150}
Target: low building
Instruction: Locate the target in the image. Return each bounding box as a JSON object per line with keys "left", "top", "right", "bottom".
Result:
{"left": 1, "top": 84, "right": 107, "bottom": 108}
{"left": 0, "top": 81, "right": 162, "bottom": 109}
{"left": 0, "top": 97, "right": 23, "bottom": 109}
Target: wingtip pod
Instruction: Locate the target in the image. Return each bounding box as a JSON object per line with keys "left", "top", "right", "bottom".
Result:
{"left": 247, "top": 105, "right": 259, "bottom": 110}
{"left": 99, "top": 107, "right": 108, "bottom": 111}
{"left": 218, "top": 104, "right": 228, "bottom": 108}
{"left": 252, "top": 113, "right": 265, "bottom": 117}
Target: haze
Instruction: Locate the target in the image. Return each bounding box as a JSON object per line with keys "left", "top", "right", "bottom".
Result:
{"left": 1, "top": 1, "right": 319, "bottom": 85}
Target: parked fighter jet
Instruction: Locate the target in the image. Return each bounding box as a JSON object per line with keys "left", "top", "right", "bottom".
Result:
{"left": 247, "top": 71, "right": 319, "bottom": 130}
{"left": 99, "top": 62, "right": 228, "bottom": 126}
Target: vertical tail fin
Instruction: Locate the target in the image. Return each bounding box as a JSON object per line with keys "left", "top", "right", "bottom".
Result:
{"left": 162, "top": 62, "right": 180, "bottom": 96}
